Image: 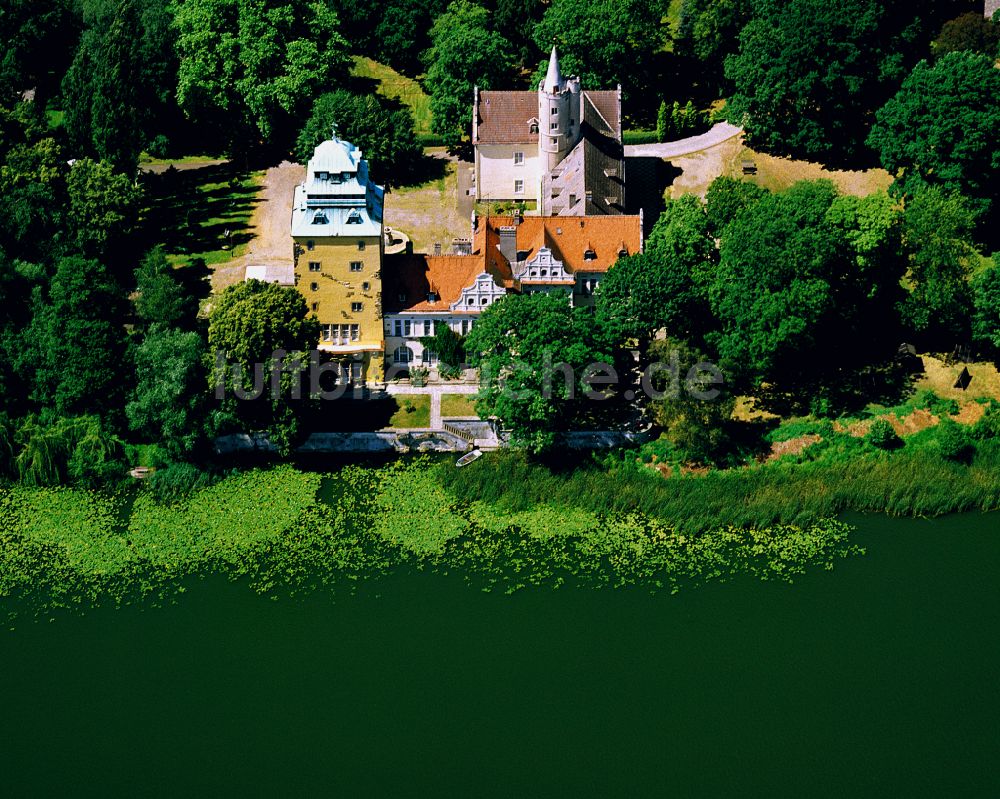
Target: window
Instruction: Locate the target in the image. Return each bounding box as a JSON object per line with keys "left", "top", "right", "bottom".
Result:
{"left": 618, "top": 248, "right": 629, "bottom": 258}
{"left": 350, "top": 261, "right": 363, "bottom": 272}
{"left": 310, "top": 282, "right": 318, "bottom": 291}
{"left": 316, "top": 171, "right": 329, "bottom": 180}
{"left": 306, "top": 240, "right": 315, "bottom": 251}
{"left": 480, "top": 297, "right": 488, "bottom": 305}
{"left": 398, "top": 292, "right": 406, "bottom": 302}
{"left": 351, "top": 302, "right": 363, "bottom": 313}
{"left": 550, "top": 137, "right": 557, "bottom": 147}
{"left": 551, "top": 107, "right": 558, "bottom": 115}
{"left": 312, "top": 213, "right": 328, "bottom": 225}
{"left": 569, "top": 194, "right": 577, "bottom": 207}
{"left": 584, "top": 249, "right": 597, "bottom": 261}
{"left": 308, "top": 262, "right": 321, "bottom": 272}
{"left": 467, "top": 296, "right": 475, "bottom": 306}
{"left": 514, "top": 179, "right": 524, "bottom": 194}
{"left": 357, "top": 241, "right": 366, "bottom": 251}
{"left": 421, "top": 350, "right": 437, "bottom": 366}
{"left": 362, "top": 282, "right": 370, "bottom": 291}
{"left": 393, "top": 320, "right": 412, "bottom": 337}
{"left": 530, "top": 122, "right": 539, "bottom": 134}
{"left": 393, "top": 345, "right": 413, "bottom": 364}
{"left": 351, "top": 362, "right": 363, "bottom": 381}
{"left": 513, "top": 151, "right": 524, "bottom": 165}
{"left": 346, "top": 211, "right": 362, "bottom": 225}
{"left": 550, "top": 122, "right": 559, "bottom": 130}
{"left": 461, "top": 320, "right": 469, "bottom": 335}
{"left": 321, "top": 324, "right": 333, "bottom": 342}
{"left": 350, "top": 324, "right": 360, "bottom": 341}
{"left": 311, "top": 302, "right": 319, "bottom": 312}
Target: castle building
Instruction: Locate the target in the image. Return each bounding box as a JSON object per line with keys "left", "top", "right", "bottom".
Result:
{"left": 473, "top": 47, "right": 626, "bottom": 217}
{"left": 291, "top": 134, "right": 385, "bottom": 385}
{"left": 381, "top": 213, "right": 642, "bottom": 371}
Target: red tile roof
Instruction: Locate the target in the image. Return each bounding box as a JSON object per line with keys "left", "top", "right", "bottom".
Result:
{"left": 476, "top": 215, "right": 642, "bottom": 274}
{"left": 383, "top": 214, "right": 642, "bottom": 314}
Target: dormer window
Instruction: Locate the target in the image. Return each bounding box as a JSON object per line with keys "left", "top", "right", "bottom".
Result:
{"left": 427, "top": 291, "right": 439, "bottom": 302}
{"left": 618, "top": 248, "right": 629, "bottom": 258}
{"left": 346, "top": 210, "right": 362, "bottom": 224}
{"left": 530, "top": 122, "right": 539, "bottom": 134}
{"left": 584, "top": 249, "right": 597, "bottom": 261}
{"left": 316, "top": 171, "right": 329, "bottom": 180}
{"left": 398, "top": 292, "right": 406, "bottom": 302}
{"left": 312, "top": 213, "right": 328, "bottom": 225}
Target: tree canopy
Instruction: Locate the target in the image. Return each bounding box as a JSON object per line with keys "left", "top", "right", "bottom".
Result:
{"left": 532, "top": 0, "right": 666, "bottom": 99}
{"left": 424, "top": 0, "right": 515, "bottom": 149}
{"left": 295, "top": 90, "right": 421, "bottom": 184}
{"left": 20, "top": 255, "right": 129, "bottom": 418}
{"left": 725, "top": 0, "right": 974, "bottom": 164}
{"left": 709, "top": 181, "right": 857, "bottom": 385}
{"left": 465, "top": 292, "right": 612, "bottom": 453}
{"left": 596, "top": 196, "right": 715, "bottom": 345}
{"left": 174, "top": 0, "right": 351, "bottom": 151}
{"left": 868, "top": 51, "right": 1000, "bottom": 216}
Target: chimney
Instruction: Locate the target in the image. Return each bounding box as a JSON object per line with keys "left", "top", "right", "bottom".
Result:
{"left": 498, "top": 226, "right": 517, "bottom": 264}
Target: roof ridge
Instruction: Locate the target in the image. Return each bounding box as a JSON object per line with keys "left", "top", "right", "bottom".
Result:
{"left": 582, "top": 91, "right": 614, "bottom": 135}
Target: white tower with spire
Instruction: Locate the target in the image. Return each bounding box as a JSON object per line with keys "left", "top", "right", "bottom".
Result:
{"left": 538, "top": 46, "right": 582, "bottom": 172}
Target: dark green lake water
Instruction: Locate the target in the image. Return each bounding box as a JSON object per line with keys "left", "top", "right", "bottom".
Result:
{"left": 1, "top": 513, "right": 999, "bottom": 797}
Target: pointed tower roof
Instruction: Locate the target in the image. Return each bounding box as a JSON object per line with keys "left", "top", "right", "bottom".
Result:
{"left": 542, "top": 45, "right": 562, "bottom": 94}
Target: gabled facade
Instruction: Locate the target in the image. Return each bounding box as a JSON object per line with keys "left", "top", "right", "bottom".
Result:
{"left": 381, "top": 213, "right": 642, "bottom": 371}
{"left": 291, "top": 134, "right": 385, "bottom": 384}
{"left": 473, "top": 47, "right": 626, "bottom": 217}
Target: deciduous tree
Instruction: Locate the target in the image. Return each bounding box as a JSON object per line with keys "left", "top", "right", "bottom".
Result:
{"left": 127, "top": 325, "right": 208, "bottom": 457}
{"left": 465, "top": 292, "right": 611, "bottom": 453}
{"left": 296, "top": 91, "right": 421, "bottom": 185}
{"left": 425, "top": 0, "right": 514, "bottom": 150}
{"left": 868, "top": 51, "right": 1000, "bottom": 216}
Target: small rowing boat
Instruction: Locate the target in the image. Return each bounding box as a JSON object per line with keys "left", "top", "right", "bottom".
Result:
{"left": 456, "top": 449, "right": 483, "bottom": 467}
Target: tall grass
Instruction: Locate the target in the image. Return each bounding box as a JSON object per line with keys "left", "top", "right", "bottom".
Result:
{"left": 437, "top": 442, "right": 1000, "bottom": 533}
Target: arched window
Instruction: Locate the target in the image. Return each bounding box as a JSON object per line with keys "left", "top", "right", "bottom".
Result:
{"left": 393, "top": 345, "right": 413, "bottom": 364}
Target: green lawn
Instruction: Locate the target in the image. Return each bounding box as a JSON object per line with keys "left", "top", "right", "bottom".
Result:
{"left": 440, "top": 394, "right": 479, "bottom": 418}
{"left": 351, "top": 56, "right": 433, "bottom": 136}
{"left": 139, "top": 153, "right": 225, "bottom": 166}
{"left": 390, "top": 395, "right": 431, "bottom": 428}
{"left": 140, "top": 164, "right": 263, "bottom": 268}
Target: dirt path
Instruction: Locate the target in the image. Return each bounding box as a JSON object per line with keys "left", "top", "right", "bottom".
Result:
{"left": 213, "top": 161, "right": 304, "bottom": 294}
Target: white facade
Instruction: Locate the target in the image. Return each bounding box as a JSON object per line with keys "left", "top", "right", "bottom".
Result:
{"left": 451, "top": 271, "right": 509, "bottom": 312}
{"left": 474, "top": 144, "right": 544, "bottom": 207}
{"left": 383, "top": 314, "right": 478, "bottom": 370}
{"left": 474, "top": 46, "right": 584, "bottom": 206}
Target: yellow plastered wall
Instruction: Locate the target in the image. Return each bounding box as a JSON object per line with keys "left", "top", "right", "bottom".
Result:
{"left": 293, "top": 234, "right": 385, "bottom": 383}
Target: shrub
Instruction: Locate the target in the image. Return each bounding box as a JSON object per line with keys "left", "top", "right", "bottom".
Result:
{"left": 146, "top": 134, "right": 171, "bottom": 159}
{"left": 937, "top": 419, "right": 975, "bottom": 463}
{"left": 147, "top": 462, "right": 217, "bottom": 505}
{"left": 866, "top": 419, "right": 903, "bottom": 450}
{"left": 912, "top": 389, "right": 960, "bottom": 417}
{"left": 972, "top": 401, "right": 1000, "bottom": 441}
